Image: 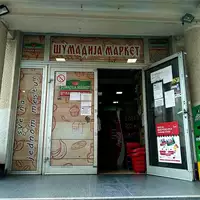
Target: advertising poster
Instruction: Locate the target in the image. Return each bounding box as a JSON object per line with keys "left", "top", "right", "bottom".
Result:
{"left": 171, "top": 77, "right": 181, "bottom": 97}
{"left": 22, "top": 35, "right": 45, "bottom": 60}
{"left": 156, "top": 121, "right": 182, "bottom": 164}
{"left": 12, "top": 69, "right": 43, "bottom": 171}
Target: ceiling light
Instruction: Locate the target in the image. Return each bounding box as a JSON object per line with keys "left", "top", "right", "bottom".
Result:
{"left": 56, "top": 58, "right": 66, "bottom": 62}
{"left": 98, "top": 92, "right": 102, "bottom": 96}
{"left": 0, "top": 5, "right": 9, "bottom": 16}
{"left": 181, "top": 13, "right": 194, "bottom": 25}
{"left": 113, "top": 101, "right": 119, "bottom": 104}
{"left": 116, "top": 91, "right": 123, "bottom": 94}
{"left": 127, "top": 58, "right": 137, "bottom": 63}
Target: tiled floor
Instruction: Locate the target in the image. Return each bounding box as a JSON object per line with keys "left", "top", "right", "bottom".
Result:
{"left": 0, "top": 175, "right": 200, "bottom": 199}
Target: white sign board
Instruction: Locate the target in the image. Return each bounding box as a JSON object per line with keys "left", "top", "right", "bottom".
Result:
{"left": 55, "top": 72, "right": 67, "bottom": 86}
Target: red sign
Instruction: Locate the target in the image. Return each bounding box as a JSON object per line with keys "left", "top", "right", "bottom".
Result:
{"left": 156, "top": 121, "right": 179, "bottom": 136}
{"left": 57, "top": 74, "right": 65, "bottom": 83}
{"left": 59, "top": 90, "right": 90, "bottom": 97}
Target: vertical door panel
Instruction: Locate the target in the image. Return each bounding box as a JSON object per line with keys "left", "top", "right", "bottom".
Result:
{"left": 12, "top": 68, "right": 45, "bottom": 173}
{"left": 144, "top": 52, "right": 194, "bottom": 181}
{"left": 44, "top": 68, "right": 97, "bottom": 174}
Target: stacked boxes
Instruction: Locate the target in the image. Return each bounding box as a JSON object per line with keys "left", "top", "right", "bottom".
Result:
{"left": 192, "top": 105, "right": 200, "bottom": 179}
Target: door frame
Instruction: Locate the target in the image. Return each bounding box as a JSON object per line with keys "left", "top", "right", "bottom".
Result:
{"left": 42, "top": 65, "right": 98, "bottom": 174}
{"left": 143, "top": 52, "right": 195, "bottom": 181}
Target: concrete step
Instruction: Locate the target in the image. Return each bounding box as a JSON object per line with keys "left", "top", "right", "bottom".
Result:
{"left": 1, "top": 197, "right": 198, "bottom": 200}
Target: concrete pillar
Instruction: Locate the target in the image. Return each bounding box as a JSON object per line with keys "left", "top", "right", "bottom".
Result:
{"left": 0, "top": 22, "right": 8, "bottom": 94}
{"left": 171, "top": 36, "right": 185, "bottom": 54}
{"left": 185, "top": 26, "right": 200, "bottom": 106}
{"left": 0, "top": 31, "right": 21, "bottom": 172}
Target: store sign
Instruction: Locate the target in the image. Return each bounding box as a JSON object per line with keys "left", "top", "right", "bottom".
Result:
{"left": 60, "top": 80, "right": 91, "bottom": 96}
{"left": 156, "top": 121, "right": 182, "bottom": 164}
{"left": 50, "top": 37, "right": 144, "bottom": 63}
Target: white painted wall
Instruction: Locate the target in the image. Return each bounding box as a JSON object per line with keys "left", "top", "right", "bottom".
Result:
{"left": 0, "top": 31, "right": 22, "bottom": 171}
{"left": 0, "top": 23, "right": 8, "bottom": 94}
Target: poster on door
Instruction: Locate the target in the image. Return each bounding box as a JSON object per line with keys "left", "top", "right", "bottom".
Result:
{"left": 156, "top": 121, "right": 182, "bottom": 164}
{"left": 157, "top": 136, "right": 182, "bottom": 164}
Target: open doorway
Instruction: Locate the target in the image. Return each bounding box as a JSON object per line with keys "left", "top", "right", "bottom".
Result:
{"left": 97, "top": 69, "right": 145, "bottom": 174}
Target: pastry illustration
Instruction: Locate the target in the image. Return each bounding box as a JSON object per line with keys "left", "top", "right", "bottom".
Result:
{"left": 13, "top": 140, "right": 25, "bottom": 152}
{"left": 51, "top": 140, "right": 67, "bottom": 160}
{"left": 69, "top": 105, "right": 80, "bottom": 117}
{"left": 22, "top": 165, "right": 31, "bottom": 171}
{"left": 87, "top": 72, "right": 94, "bottom": 79}
{"left": 71, "top": 140, "right": 87, "bottom": 150}
{"left": 52, "top": 116, "right": 56, "bottom": 132}
{"left": 87, "top": 143, "right": 94, "bottom": 163}
{"left": 63, "top": 163, "right": 73, "bottom": 166}
{"left": 15, "top": 160, "right": 24, "bottom": 168}
{"left": 61, "top": 115, "right": 70, "bottom": 122}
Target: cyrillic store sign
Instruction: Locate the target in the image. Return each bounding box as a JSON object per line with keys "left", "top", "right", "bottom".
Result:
{"left": 50, "top": 37, "right": 144, "bottom": 63}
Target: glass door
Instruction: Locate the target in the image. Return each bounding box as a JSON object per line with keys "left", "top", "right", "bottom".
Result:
{"left": 43, "top": 67, "right": 97, "bottom": 174}
{"left": 144, "top": 52, "right": 194, "bottom": 181}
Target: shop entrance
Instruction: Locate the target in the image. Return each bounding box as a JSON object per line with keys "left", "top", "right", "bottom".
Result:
{"left": 97, "top": 69, "right": 144, "bottom": 174}
{"left": 11, "top": 52, "right": 195, "bottom": 180}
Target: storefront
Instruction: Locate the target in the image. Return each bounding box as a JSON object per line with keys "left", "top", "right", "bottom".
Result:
{"left": 8, "top": 34, "right": 195, "bottom": 181}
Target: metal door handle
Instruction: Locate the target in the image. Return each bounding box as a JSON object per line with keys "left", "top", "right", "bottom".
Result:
{"left": 44, "top": 157, "right": 50, "bottom": 163}
{"left": 85, "top": 116, "right": 90, "bottom": 123}
{"left": 177, "top": 109, "right": 187, "bottom": 115}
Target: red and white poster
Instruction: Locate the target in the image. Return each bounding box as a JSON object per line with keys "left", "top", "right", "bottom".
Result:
{"left": 156, "top": 121, "right": 182, "bottom": 164}
{"left": 156, "top": 121, "right": 179, "bottom": 136}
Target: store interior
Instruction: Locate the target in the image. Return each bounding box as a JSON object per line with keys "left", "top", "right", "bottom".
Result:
{"left": 97, "top": 69, "right": 145, "bottom": 174}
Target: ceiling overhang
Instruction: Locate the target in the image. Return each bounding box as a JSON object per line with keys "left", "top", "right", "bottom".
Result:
{"left": 0, "top": 0, "right": 199, "bottom": 36}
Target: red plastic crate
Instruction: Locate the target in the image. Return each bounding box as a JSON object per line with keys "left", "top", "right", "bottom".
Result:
{"left": 131, "top": 147, "right": 146, "bottom": 173}
{"left": 132, "top": 156, "right": 146, "bottom": 162}
{"left": 126, "top": 142, "right": 140, "bottom": 155}
{"left": 132, "top": 160, "right": 146, "bottom": 166}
